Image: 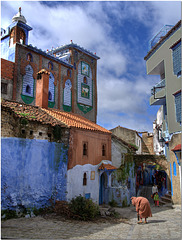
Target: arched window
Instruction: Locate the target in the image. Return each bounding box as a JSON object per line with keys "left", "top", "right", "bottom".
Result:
{"left": 27, "top": 53, "right": 33, "bottom": 62}
{"left": 22, "top": 64, "right": 34, "bottom": 97}
{"left": 102, "top": 144, "right": 106, "bottom": 156}
{"left": 67, "top": 69, "right": 71, "bottom": 77}
{"left": 63, "top": 79, "right": 72, "bottom": 108}
{"left": 25, "top": 85, "right": 31, "bottom": 94}
{"left": 48, "top": 61, "right": 53, "bottom": 70}
{"left": 74, "top": 62, "right": 76, "bottom": 70}
{"left": 83, "top": 173, "right": 87, "bottom": 186}
{"left": 9, "top": 29, "right": 15, "bottom": 47}
{"left": 173, "top": 162, "right": 177, "bottom": 176}
{"left": 83, "top": 142, "right": 88, "bottom": 156}
{"left": 83, "top": 76, "right": 87, "bottom": 84}
{"left": 48, "top": 91, "right": 52, "bottom": 101}
{"left": 48, "top": 72, "right": 55, "bottom": 102}
{"left": 19, "top": 29, "right": 25, "bottom": 44}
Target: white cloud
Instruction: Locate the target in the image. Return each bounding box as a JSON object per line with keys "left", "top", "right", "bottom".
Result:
{"left": 1, "top": 1, "right": 180, "bottom": 133}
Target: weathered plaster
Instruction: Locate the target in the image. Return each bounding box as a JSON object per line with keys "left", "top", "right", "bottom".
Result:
{"left": 1, "top": 137, "right": 68, "bottom": 210}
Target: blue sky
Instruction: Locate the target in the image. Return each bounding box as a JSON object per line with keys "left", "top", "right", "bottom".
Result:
{"left": 1, "top": 1, "right": 181, "bottom": 132}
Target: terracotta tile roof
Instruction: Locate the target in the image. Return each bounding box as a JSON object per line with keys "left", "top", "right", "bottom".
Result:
{"left": 98, "top": 163, "right": 117, "bottom": 170}
{"left": 43, "top": 108, "right": 111, "bottom": 133}
{"left": 37, "top": 69, "right": 50, "bottom": 75}
{"left": 1, "top": 99, "right": 111, "bottom": 133}
{"left": 171, "top": 144, "right": 181, "bottom": 152}
{"left": 1, "top": 99, "right": 65, "bottom": 127}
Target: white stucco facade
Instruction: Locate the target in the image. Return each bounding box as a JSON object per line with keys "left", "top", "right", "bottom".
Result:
{"left": 153, "top": 106, "right": 164, "bottom": 155}
{"left": 67, "top": 164, "right": 100, "bottom": 203}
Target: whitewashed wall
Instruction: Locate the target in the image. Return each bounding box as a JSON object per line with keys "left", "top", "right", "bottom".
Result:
{"left": 111, "top": 138, "right": 128, "bottom": 168}
{"left": 67, "top": 164, "right": 100, "bottom": 203}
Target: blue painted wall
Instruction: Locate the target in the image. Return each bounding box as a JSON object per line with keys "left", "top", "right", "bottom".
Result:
{"left": 108, "top": 163, "right": 136, "bottom": 206}
{"left": 1, "top": 137, "right": 68, "bottom": 210}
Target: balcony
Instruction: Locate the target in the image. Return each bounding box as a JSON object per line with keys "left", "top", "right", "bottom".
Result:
{"left": 150, "top": 79, "right": 166, "bottom": 105}
{"left": 149, "top": 25, "right": 173, "bottom": 50}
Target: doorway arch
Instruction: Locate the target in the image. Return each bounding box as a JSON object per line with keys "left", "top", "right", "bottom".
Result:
{"left": 99, "top": 172, "right": 107, "bottom": 205}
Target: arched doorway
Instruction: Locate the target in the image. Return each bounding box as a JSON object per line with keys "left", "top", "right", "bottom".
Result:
{"left": 134, "top": 155, "right": 169, "bottom": 199}
{"left": 99, "top": 172, "right": 107, "bottom": 205}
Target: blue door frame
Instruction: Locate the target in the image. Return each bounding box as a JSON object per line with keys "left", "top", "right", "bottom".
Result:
{"left": 99, "top": 173, "right": 106, "bottom": 205}
{"left": 170, "top": 163, "right": 173, "bottom": 196}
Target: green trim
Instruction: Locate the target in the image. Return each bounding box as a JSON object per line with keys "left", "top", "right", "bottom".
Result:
{"left": 21, "top": 94, "right": 34, "bottom": 104}
{"left": 63, "top": 105, "right": 72, "bottom": 112}
{"left": 48, "top": 101, "right": 55, "bottom": 108}
{"left": 81, "top": 61, "right": 90, "bottom": 77}
{"left": 21, "top": 64, "right": 35, "bottom": 104}
{"left": 77, "top": 103, "right": 93, "bottom": 114}
{"left": 77, "top": 65, "right": 93, "bottom": 114}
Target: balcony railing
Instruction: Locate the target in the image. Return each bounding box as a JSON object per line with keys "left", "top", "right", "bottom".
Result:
{"left": 149, "top": 25, "right": 173, "bottom": 50}
{"left": 151, "top": 79, "right": 165, "bottom": 96}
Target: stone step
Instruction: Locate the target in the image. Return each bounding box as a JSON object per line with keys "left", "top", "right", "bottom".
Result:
{"left": 159, "top": 200, "right": 166, "bottom": 205}
{"left": 164, "top": 194, "right": 171, "bottom": 199}
{"left": 161, "top": 196, "right": 172, "bottom": 203}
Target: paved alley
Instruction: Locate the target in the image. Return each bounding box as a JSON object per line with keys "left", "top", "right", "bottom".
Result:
{"left": 1, "top": 205, "right": 181, "bottom": 239}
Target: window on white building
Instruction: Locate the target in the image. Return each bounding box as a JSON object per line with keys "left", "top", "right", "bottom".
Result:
{"left": 171, "top": 41, "right": 181, "bottom": 77}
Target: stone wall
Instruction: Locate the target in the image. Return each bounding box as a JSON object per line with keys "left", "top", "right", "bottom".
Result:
{"left": 169, "top": 133, "right": 181, "bottom": 204}
{"left": 111, "top": 127, "right": 136, "bottom": 145}
{"left": 142, "top": 132, "right": 154, "bottom": 154}
{"left": 1, "top": 109, "right": 70, "bottom": 146}
{"left": 1, "top": 107, "right": 70, "bottom": 210}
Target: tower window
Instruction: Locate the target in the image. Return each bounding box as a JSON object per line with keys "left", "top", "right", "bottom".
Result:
{"left": 48, "top": 91, "right": 52, "bottom": 101}
{"left": 83, "top": 172, "right": 87, "bottom": 186}
{"left": 83, "top": 76, "right": 87, "bottom": 84}
{"left": 19, "top": 30, "right": 25, "bottom": 45}
{"left": 67, "top": 69, "right": 71, "bottom": 77}
{"left": 25, "top": 85, "right": 31, "bottom": 94}
{"left": 27, "top": 53, "right": 33, "bottom": 62}
{"left": 83, "top": 142, "right": 88, "bottom": 156}
{"left": 48, "top": 61, "right": 53, "bottom": 70}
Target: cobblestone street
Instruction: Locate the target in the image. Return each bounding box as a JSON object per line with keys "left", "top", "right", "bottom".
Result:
{"left": 1, "top": 205, "right": 181, "bottom": 239}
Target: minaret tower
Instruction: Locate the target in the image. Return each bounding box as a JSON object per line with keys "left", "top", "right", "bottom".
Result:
{"left": 1, "top": 7, "right": 32, "bottom": 61}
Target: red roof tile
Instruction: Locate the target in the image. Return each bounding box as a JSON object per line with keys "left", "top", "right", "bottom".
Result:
{"left": 171, "top": 144, "right": 181, "bottom": 151}
{"left": 98, "top": 163, "right": 117, "bottom": 170}
{"left": 43, "top": 108, "right": 111, "bottom": 133}
{"left": 1, "top": 99, "right": 111, "bottom": 133}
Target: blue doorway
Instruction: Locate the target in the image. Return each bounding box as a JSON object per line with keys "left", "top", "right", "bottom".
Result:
{"left": 99, "top": 172, "right": 106, "bottom": 205}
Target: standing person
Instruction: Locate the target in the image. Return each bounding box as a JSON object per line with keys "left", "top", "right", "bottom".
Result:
{"left": 154, "top": 192, "right": 160, "bottom": 207}
{"left": 152, "top": 184, "right": 158, "bottom": 203}
{"left": 131, "top": 197, "right": 152, "bottom": 224}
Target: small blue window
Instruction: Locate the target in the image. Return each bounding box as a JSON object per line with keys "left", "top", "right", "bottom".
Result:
{"left": 172, "top": 41, "right": 181, "bottom": 77}
{"left": 85, "top": 193, "right": 90, "bottom": 199}
{"left": 173, "top": 162, "right": 177, "bottom": 176}
{"left": 174, "top": 92, "right": 181, "bottom": 124}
